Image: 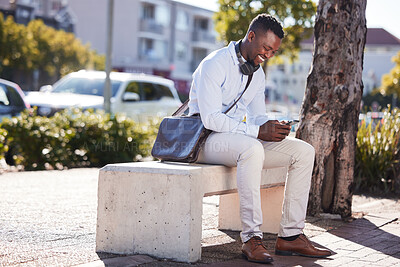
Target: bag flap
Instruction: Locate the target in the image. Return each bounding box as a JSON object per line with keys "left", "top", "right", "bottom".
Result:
{"left": 151, "top": 116, "right": 205, "bottom": 160}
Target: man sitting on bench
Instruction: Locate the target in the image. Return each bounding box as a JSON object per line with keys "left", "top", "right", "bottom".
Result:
{"left": 188, "top": 13, "right": 332, "bottom": 264}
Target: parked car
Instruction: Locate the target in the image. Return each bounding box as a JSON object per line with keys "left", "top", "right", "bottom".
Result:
{"left": 0, "top": 78, "right": 31, "bottom": 121}
{"left": 24, "top": 70, "right": 182, "bottom": 121}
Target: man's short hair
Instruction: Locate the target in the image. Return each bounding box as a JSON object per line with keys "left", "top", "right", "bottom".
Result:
{"left": 248, "top": 14, "right": 284, "bottom": 39}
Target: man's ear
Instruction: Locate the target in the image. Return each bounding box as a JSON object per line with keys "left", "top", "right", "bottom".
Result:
{"left": 247, "top": 30, "right": 256, "bottom": 42}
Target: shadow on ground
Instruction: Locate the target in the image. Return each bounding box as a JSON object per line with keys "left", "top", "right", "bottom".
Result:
{"left": 328, "top": 215, "right": 400, "bottom": 259}
{"left": 119, "top": 213, "right": 400, "bottom": 266}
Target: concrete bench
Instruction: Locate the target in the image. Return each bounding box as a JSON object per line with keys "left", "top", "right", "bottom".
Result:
{"left": 96, "top": 161, "right": 287, "bottom": 263}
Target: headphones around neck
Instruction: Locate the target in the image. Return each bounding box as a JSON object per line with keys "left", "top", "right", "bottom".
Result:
{"left": 235, "top": 40, "right": 260, "bottom": 75}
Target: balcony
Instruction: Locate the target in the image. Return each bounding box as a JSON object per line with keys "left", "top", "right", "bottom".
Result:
{"left": 140, "top": 19, "right": 164, "bottom": 35}
{"left": 192, "top": 30, "right": 216, "bottom": 43}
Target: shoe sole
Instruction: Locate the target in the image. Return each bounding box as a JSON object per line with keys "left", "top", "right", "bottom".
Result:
{"left": 242, "top": 253, "right": 274, "bottom": 264}
{"left": 275, "top": 249, "right": 331, "bottom": 258}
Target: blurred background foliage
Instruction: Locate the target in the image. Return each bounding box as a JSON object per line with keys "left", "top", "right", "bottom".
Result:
{"left": 1, "top": 105, "right": 399, "bottom": 196}
{"left": 355, "top": 107, "right": 400, "bottom": 194}
{"left": 0, "top": 108, "right": 159, "bottom": 171}
{"left": 214, "top": 0, "right": 316, "bottom": 64}
{"left": 380, "top": 51, "right": 400, "bottom": 97}
{"left": 0, "top": 13, "right": 105, "bottom": 90}
{"left": 362, "top": 51, "right": 400, "bottom": 112}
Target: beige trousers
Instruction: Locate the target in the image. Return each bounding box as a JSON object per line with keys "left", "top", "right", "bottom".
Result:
{"left": 196, "top": 132, "right": 315, "bottom": 242}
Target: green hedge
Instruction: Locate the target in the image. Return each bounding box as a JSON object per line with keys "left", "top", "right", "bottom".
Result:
{"left": 3, "top": 106, "right": 399, "bottom": 194}
{"left": 0, "top": 108, "right": 159, "bottom": 170}
{"left": 355, "top": 107, "right": 400, "bottom": 193}
{"left": 0, "top": 128, "right": 7, "bottom": 160}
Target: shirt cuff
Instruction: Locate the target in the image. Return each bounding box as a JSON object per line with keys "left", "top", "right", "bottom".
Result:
{"left": 246, "top": 124, "right": 260, "bottom": 139}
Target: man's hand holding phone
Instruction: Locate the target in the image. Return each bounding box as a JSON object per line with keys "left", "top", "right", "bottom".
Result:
{"left": 285, "top": 120, "right": 299, "bottom": 126}
{"left": 257, "top": 120, "right": 291, "bottom": 142}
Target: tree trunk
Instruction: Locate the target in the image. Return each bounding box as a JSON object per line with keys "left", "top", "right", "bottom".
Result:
{"left": 296, "top": 0, "right": 367, "bottom": 218}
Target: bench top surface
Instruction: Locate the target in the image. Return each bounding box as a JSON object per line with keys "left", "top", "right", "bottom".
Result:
{"left": 100, "top": 161, "right": 287, "bottom": 195}
{"left": 101, "top": 161, "right": 230, "bottom": 175}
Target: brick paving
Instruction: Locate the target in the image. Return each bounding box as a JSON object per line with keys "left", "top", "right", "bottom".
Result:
{"left": 0, "top": 168, "right": 399, "bottom": 266}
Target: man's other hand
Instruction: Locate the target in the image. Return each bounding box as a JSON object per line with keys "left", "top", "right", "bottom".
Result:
{"left": 257, "top": 120, "right": 291, "bottom": 142}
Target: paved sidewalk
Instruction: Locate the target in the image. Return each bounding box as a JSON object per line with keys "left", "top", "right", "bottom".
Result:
{"left": 0, "top": 168, "right": 399, "bottom": 266}
{"left": 80, "top": 213, "right": 400, "bottom": 267}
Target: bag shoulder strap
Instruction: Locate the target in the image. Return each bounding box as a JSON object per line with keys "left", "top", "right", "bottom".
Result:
{"left": 172, "top": 73, "right": 254, "bottom": 117}
{"left": 223, "top": 73, "right": 253, "bottom": 114}
{"left": 172, "top": 98, "right": 190, "bottom": 116}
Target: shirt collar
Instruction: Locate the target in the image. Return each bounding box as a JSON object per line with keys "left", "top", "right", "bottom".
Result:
{"left": 228, "top": 41, "right": 241, "bottom": 66}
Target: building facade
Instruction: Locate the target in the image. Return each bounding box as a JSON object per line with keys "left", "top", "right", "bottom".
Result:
{"left": 68, "top": 0, "right": 221, "bottom": 95}
{"left": 266, "top": 28, "right": 400, "bottom": 108}
{"left": 0, "top": 0, "right": 75, "bottom": 32}
{"left": 2, "top": 0, "right": 398, "bottom": 105}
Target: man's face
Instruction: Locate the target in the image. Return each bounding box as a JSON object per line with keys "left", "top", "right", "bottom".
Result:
{"left": 246, "top": 30, "right": 281, "bottom": 66}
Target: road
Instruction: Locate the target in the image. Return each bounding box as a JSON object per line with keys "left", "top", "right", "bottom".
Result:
{"left": 0, "top": 168, "right": 100, "bottom": 266}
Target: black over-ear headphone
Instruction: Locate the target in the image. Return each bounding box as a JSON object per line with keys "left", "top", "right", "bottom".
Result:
{"left": 235, "top": 40, "right": 260, "bottom": 75}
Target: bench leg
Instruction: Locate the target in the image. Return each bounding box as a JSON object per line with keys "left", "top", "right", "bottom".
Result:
{"left": 218, "top": 186, "right": 284, "bottom": 234}
{"left": 96, "top": 169, "right": 204, "bottom": 263}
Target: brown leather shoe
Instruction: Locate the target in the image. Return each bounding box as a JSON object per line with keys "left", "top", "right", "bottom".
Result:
{"left": 275, "top": 234, "right": 332, "bottom": 258}
{"left": 242, "top": 236, "right": 274, "bottom": 263}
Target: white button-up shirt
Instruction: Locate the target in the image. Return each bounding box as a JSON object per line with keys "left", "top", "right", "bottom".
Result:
{"left": 188, "top": 41, "right": 269, "bottom": 138}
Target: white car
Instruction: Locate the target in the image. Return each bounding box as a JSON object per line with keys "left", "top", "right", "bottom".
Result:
{"left": 25, "top": 70, "right": 182, "bottom": 121}
{"left": 0, "top": 78, "right": 31, "bottom": 121}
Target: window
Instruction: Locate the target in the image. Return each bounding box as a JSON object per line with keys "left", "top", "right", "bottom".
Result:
{"left": 33, "top": 0, "right": 44, "bottom": 14}
{"left": 7, "top": 86, "right": 25, "bottom": 107}
{"left": 20, "top": 0, "right": 33, "bottom": 4}
{"left": 142, "top": 4, "right": 155, "bottom": 20}
{"left": 155, "top": 5, "right": 169, "bottom": 26}
{"left": 139, "top": 38, "right": 168, "bottom": 61}
{"left": 176, "top": 11, "right": 189, "bottom": 31}
{"left": 191, "top": 48, "right": 208, "bottom": 71}
{"left": 175, "top": 41, "right": 187, "bottom": 60}
{"left": 141, "top": 3, "right": 169, "bottom": 26}
{"left": 194, "top": 18, "right": 208, "bottom": 30}
{"left": 125, "top": 82, "right": 140, "bottom": 95}
{"left": 51, "top": 0, "right": 61, "bottom": 11}
{"left": 0, "top": 85, "right": 10, "bottom": 106}
{"left": 52, "top": 77, "right": 121, "bottom": 97}
{"left": 142, "top": 83, "right": 173, "bottom": 101}
{"left": 0, "top": 84, "right": 25, "bottom": 107}
{"left": 192, "top": 48, "right": 207, "bottom": 62}
{"left": 124, "top": 81, "right": 142, "bottom": 100}
{"left": 144, "top": 39, "right": 154, "bottom": 56}
{"left": 123, "top": 82, "right": 142, "bottom": 101}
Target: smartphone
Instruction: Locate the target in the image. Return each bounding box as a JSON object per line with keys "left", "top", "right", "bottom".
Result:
{"left": 286, "top": 120, "right": 299, "bottom": 126}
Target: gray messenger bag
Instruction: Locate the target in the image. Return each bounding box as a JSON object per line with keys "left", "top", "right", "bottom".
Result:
{"left": 151, "top": 74, "right": 253, "bottom": 163}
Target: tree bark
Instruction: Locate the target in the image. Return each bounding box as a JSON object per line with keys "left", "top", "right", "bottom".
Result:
{"left": 296, "top": 0, "right": 367, "bottom": 218}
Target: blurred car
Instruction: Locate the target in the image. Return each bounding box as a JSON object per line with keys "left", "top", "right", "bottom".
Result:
{"left": 24, "top": 70, "right": 182, "bottom": 121}
{"left": 0, "top": 78, "right": 31, "bottom": 121}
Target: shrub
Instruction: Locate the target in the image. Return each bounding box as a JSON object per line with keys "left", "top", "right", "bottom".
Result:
{"left": 0, "top": 128, "right": 7, "bottom": 160}
{"left": 0, "top": 108, "right": 159, "bottom": 170}
{"left": 355, "top": 107, "right": 400, "bottom": 193}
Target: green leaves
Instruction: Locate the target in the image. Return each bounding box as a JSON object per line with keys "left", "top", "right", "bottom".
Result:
{"left": 355, "top": 107, "right": 400, "bottom": 193}
{"left": 0, "top": 14, "right": 105, "bottom": 82}
{"left": 0, "top": 128, "right": 8, "bottom": 159}
{"left": 380, "top": 51, "right": 400, "bottom": 97}
{"left": 0, "top": 14, "right": 37, "bottom": 72}
{"left": 214, "top": 0, "right": 316, "bottom": 61}
{"left": 0, "top": 108, "right": 159, "bottom": 170}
